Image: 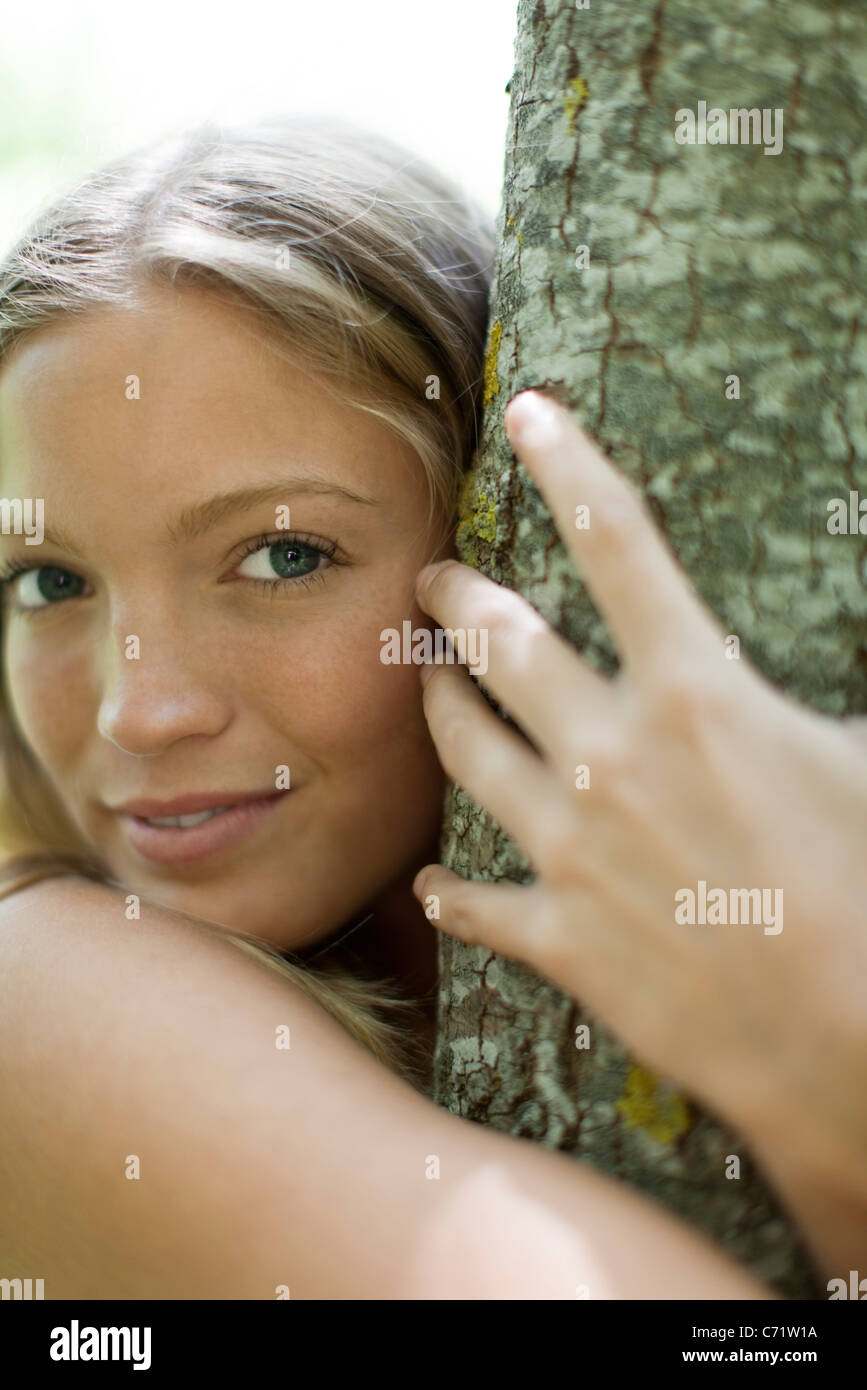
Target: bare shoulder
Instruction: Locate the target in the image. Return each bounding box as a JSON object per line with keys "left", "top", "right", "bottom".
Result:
{"left": 0, "top": 874, "right": 441, "bottom": 1299}
{"left": 0, "top": 875, "right": 778, "bottom": 1301}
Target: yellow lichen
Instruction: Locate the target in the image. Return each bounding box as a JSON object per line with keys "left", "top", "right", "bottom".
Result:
{"left": 616, "top": 1064, "right": 691, "bottom": 1145}
{"left": 471, "top": 491, "right": 497, "bottom": 543}
{"left": 563, "top": 76, "right": 589, "bottom": 133}
{"left": 482, "top": 319, "right": 502, "bottom": 407}
{"left": 505, "top": 215, "right": 523, "bottom": 247}
{"left": 456, "top": 467, "right": 476, "bottom": 526}
{"left": 455, "top": 474, "right": 497, "bottom": 568}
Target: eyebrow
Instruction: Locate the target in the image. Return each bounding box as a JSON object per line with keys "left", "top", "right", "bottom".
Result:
{"left": 165, "top": 477, "right": 378, "bottom": 543}
{"left": 0, "top": 476, "right": 377, "bottom": 557}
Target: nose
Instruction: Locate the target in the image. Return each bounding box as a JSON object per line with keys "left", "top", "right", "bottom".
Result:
{"left": 97, "top": 612, "right": 233, "bottom": 757}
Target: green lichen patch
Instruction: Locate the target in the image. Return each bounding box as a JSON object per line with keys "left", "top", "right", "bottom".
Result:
{"left": 482, "top": 319, "right": 503, "bottom": 407}
{"left": 563, "top": 76, "right": 589, "bottom": 133}
{"left": 616, "top": 1063, "right": 692, "bottom": 1145}
{"left": 456, "top": 472, "right": 498, "bottom": 568}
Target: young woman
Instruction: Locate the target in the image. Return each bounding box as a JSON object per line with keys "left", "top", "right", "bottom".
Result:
{"left": 0, "top": 114, "right": 862, "bottom": 1299}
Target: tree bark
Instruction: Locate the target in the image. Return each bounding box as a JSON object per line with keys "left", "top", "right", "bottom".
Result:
{"left": 432, "top": 0, "right": 866, "bottom": 1300}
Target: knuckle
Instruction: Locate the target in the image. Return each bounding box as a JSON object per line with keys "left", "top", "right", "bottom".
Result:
{"left": 650, "top": 667, "right": 722, "bottom": 733}
{"left": 424, "top": 561, "right": 459, "bottom": 606}
{"left": 532, "top": 902, "right": 572, "bottom": 979}
{"left": 433, "top": 712, "right": 474, "bottom": 769}
{"left": 542, "top": 821, "right": 581, "bottom": 887}
{"left": 590, "top": 490, "right": 648, "bottom": 552}
{"left": 580, "top": 729, "right": 631, "bottom": 802}
{"left": 484, "top": 587, "right": 545, "bottom": 645}
{"left": 573, "top": 721, "right": 651, "bottom": 824}
{"left": 448, "top": 890, "right": 482, "bottom": 941}
{"left": 478, "top": 592, "right": 524, "bottom": 648}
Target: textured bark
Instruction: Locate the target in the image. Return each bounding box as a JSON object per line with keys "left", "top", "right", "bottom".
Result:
{"left": 432, "top": 0, "right": 867, "bottom": 1299}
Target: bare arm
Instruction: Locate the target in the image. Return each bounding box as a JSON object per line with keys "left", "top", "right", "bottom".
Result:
{"left": 0, "top": 875, "right": 774, "bottom": 1299}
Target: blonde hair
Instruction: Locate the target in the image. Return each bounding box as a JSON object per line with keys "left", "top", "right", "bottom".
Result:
{"left": 0, "top": 115, "right": 496, "bottom": 1089}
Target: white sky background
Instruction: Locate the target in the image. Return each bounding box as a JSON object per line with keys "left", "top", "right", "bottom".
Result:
{"left": 0, "top": 0, "right": 517, "bottom": 254}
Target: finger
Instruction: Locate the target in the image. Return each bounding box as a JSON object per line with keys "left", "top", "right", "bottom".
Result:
{"left": 415, "top": 558, "right": 608, "bottom": 767}
{"left": 412, "top": 865, "right": 571, "bottom": 979}
{"left": 503, "top": 391, "right": 723, "bottom": 675}
{"left": 844, "top": 715, "right": 867, "bottom": 752}
{"left": 414, "top": 866, "right": 661, "bottom": 1013}
{"left": 420, "top": 659, "right": 580, "bottom": 859}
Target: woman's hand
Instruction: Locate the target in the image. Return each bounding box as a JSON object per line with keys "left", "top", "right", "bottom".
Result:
{"left": 412, "top": 389, "right": 867, "bottom": 1172}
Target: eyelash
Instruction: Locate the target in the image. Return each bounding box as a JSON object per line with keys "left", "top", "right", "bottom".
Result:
{"left": 230, "top": 531, "right": 339, "bottom": 595}
{"left": 0, "top": 531, "right": 341, "bottom": 612}
{"left": 0, "top": 557, "right": 32, "bottom": 585}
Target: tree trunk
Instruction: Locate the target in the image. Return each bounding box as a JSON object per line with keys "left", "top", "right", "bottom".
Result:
{"left": 431, "top": 0, "right": 866, "bottom": 1300}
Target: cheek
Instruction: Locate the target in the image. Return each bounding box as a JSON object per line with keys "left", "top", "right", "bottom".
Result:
{"left": 246, "top": 601, "right": 438, "bottom": 775}
{"left": 3, "top": 628, "right": 90, "bottom": 768}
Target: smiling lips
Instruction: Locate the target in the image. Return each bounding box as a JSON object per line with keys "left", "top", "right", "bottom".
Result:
{"left": 113, "top": 788, "right": 291, "bottom": 864}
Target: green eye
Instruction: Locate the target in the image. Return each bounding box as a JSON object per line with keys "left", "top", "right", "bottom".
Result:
{"left": 15, "top": 567, "right": 87, "bottom": 609}
{"left": 237, "top": 539, "right": 328, "bottom": 583}
{"left": 0, "top": 535, "right": 336, "bottom": 612}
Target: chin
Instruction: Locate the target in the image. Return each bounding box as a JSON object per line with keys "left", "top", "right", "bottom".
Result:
{"left": 103, "top": 857, "right": 374, "bottom": 957}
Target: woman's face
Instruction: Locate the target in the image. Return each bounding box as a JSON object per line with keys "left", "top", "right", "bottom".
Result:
{"left": 0, "top": 283, "right": 449, "bottom": 950}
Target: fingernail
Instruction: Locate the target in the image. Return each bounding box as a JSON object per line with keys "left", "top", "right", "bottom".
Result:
{"left": 419, "top": 660, "right": 436, "bottom": 687}
{"left": 505, "top": 390, "right": 558, "bottom": 438}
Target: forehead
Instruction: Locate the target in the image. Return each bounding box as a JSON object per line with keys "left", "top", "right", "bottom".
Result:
{"left": 1, "top": 282, "right": 337, "bottom": 428}
{"left": 0, "top": 283, "right": 423, "bottom": 503}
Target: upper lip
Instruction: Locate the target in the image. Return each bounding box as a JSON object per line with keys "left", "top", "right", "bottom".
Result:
{"left": 111, "top": 789, "right": 284, "bottom": 818}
